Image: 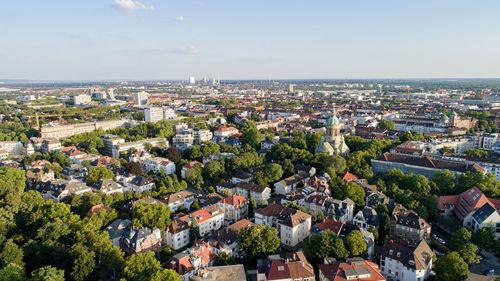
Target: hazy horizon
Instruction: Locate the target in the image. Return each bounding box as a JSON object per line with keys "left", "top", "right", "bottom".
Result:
{"left": 2, "top": 0, "right": 500, "bottom": 80}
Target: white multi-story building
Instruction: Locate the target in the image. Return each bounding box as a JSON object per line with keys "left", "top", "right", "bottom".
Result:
{"left": 134, "top": 91, "right": 148, "bottom": 106}
{"left": 164, "top": 204, "right": 224, "bottom": 250}
{"left": 163, "top": 190, "right": 197, "bottom": 212}
{"left": 145, "top": 107, "right": 177, "bottom": 122}
{"left": 379, "top": 240, "right": 433, "bottom": 281}
{"left": 255, "top": 203, "right": 311, "bottom": 249}
{"left": 73, "top": 94, "right": 92, "bottom": 105}
{"left": 234, "top": 182, "right": 271, "bottom": 202}
{"left": 111, "top": 137, "right": 168, "bottom": 158}
{"left": 0, "top": 141, "right": 25, "bottom": 155}
{"left": 143, "top": 157, "right": 176, "bottom": 175}
{"left": 216, "top": 195, "right": 248, "bottom": 225}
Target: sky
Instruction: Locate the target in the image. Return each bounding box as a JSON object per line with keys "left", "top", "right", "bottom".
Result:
{"left": 1, "top": 0, "right": 500, "bottom": 80}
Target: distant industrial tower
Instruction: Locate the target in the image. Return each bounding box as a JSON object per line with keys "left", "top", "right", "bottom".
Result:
{"left": 188, "top": 76, "right": 196, "bottom": 85}
{"left": 289, "top": 84, "right": 294, "bottom": 93}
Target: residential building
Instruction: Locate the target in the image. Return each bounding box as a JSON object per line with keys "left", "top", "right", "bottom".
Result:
{"left": 110, "top": 137, "right": 168, "bottom": 158}
{"left": 92, "top": 178, "right": 123, "bottom": 195}
{"left": 189, "top": 265, "right": 246, "bottom": 281}
{"left": 166, "top": 241, "right": 218, "bottom": 280}
{"left": 217, "top": 195, "right": 248, "bottom": 225}
{"left": 39, "top": 179, "right": 91, "bottom": 202}
{"left": 214, "top": 126, "right": 239, "bottom": 138}
{"left": 0, "top": 141, "right": 25, "bottom": 156}
{"left": 211, "top": 219, "right": 254, "bottom": 258}
{"left": 256, "top": 251, "right": 315, "bottom": 281}
{"left": 163, "top": 190, "right": 197, "bottom": 212}
{"left": 144, "top": 157, "right": 176, "bottom": 175}
{"left": 353, "top": 207, "right": 379, "bottom": 230}
{"left": 378, "top": 240, "right": 433, "bottom": 281}
{"left": 41, "top": 138, "right": 61, "bottom": 154}
{"left": 325, "top": 198, "right": 355, "bottom": 223}
{"left": 123, "top": 176, "right": 154, "bottom": 193}
{"left": 318, "top": 260, "right": 385, "bottom": 281}
{"left": 390, "top": 207, "right": 431, "bottom": 243}
{"left": 134, "top": 91, "right": 148, "bottom": 106}
{"left": 437, "top": 187, "right": 500, "bottom": 237}
{"left": 274, "top": 172, "right": 310, "bottom": 195}
{"left": 255, "top": 203, "right": 312, "bottom": 249}
{"left": 101, "top": 134, "right": 125, "bottom": 157}
{"left": 73, "top": 94, "right": 92, "bottom": 105}
{"left": 145, "top": 107, "right": 177, "bottom": 122}
{"left": 120, "top": 227, "right": 162, "bottom": 255}
{"left": 235, "top": 182, "right": 271, "bottom": 202}
{"left": 312, "top": 218, "right": 344, "bottom": 236}
{"left": 181, "top": 161, "right": 204, "bottom": 179}
{"left": 105, "top": 219, "right": 132, "bottom": 247}
{"left": 231, "top": 171, "right": 253, "bottom": 184}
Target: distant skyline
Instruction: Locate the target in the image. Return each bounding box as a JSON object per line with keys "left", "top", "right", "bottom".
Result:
{"left": 1, "top": 0, "right": 500, "bottom": 80}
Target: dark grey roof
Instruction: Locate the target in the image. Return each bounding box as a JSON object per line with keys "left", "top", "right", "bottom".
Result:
{"left": 473, "top": 203, "right": 496, "bottom": 224}
{"left": 130, "top": 176, "right": 152, "bottom": 186}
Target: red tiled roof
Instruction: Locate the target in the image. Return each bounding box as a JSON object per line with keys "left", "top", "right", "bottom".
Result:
{"left": 318, "top": 260, "right": 385, "bottom": 281}
{"left": 218, "top": 195, "right": 247, "bottom": 208}
{"left": 342, "top": 172, "right": 359, "bottom": 183}
{"left": 315, "top": 218, "right": 343, "bottom": 235}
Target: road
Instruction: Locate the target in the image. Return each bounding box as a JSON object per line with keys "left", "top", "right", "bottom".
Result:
{"left": 468, "top": 250, "right": 500, "bottom": 281}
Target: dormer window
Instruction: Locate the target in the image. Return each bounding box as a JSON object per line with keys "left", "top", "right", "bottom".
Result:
{"left": 397, "top": 252, "right": 401, "bottom": 257}
{"left": 389, "top": 250, "right": 393, "bottom": 255}
{"left": 409, "top": 260, "right": 414, "bottom": 265}
{"left": 278, "top": 266, "right": 284, "bottom": 271}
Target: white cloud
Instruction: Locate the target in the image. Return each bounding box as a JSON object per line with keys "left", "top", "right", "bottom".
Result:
{"left": 174, "top": 16, "right": 185, "bottom": 21}
{"left": 173, "top": 46, "right": 199, "bottom": 55}
{"left": 112, "top": 0, "right": 154, "bottom": 11}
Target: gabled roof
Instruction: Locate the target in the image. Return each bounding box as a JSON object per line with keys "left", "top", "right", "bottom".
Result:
{"left": 342, "top": 172, "right": 359, "bottom": 183}
{"left": 378, "top": 240, "right": 432, "bottom": 271}
{"left": 318, "top": 260, "right": 385, "bottom": 281}
{"left": 218, "top": 195, "right": 247, "bottom": 208}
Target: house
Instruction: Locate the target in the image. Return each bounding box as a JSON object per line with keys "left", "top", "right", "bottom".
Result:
{"left": 41, "top": 138, "right": 61, "bottom": 154}
{"left": 274, "top": 172, "right": 310, "bottom": 195}
{"left": 324, "top": 198, "right": 355, "bottom": 223}
{"left": 26, "top": 168, "right": 54, "bottom": 188}
{"left": 165, "top": 205, "right": 224, "bottom": 250}
{"left": 105, "top": 218, "right": 132, "bottom": 247}
{"left": 216, "top": 181, "right": 236, "bottom": 194}
{"left": 470, "top": 203, "right": 500, "bottom": 237}
{"left": 181, "top": 161, "right": 204, "bottom": 179}
{"left": 365, "top": 191, "right": 391, "bottom": 208}
{"left": 217, "top": 195, "right": 249, "bottom": 225}
{"left": 166, "top": 241, "right": 218, "bottom": 280}
{"left": 144, "top": 157, "right": 176, "bottom": 175}
{"left": 119, "top": 227, "right": 162, "bottom": 255}
{"left": 256, "top": 251, "right": 315, "bottom": 281}
{"left": 390, "top": 207, "right": 431, "bottom": 244}
{"left": 294, "top": 164, "right": 316, "bottom": 177}
{"left": 211, "top": 219, "right": 254, "bottom": 258}
{"left": 353, "top": 207, "right": 379, "bottom": 230}
{"left": 189, "top": 265, "right": 246, "bottom": 281}
{"left": 163, "top": 190, "right": 197, "bottom": 212}
{"left": 39, "top": 179, "right": 92, "bottom": 202}
{"left": 378, "top": 240, "right": 433, "bottom": 281}
{"left": 92, "top": 178, "right": 123, "bottom": 195}
{"left": 123, "top": 176, "right": 154, "bottom": 193}
{"left": 214, "top": 126, "right": 239, "bottom": 138}
{"left": 305, "top": 176, "right": 330, "bottom": 194}
{"left": 61, "top": 164, "right": 88, "bottom": 180}
{"left": 255, "top": 203, "right": 312, "bottom": 249}
{"left": 318, "top": 260, "right": 385, "bottom": 281}
{"left": 360, "top": 228, "right": 375, "bottom": 259}
{"left": 235, "top": 182, "right": 271, "bottom": 202}
{"left": 341, "top": 172, "right": 359, "bottom": 183}
{"left": 436, "top": 187, "right": 500, "bottom": 236}
{"left": 312, "top": 218, "right": 344, "bottom": 236}
{"left": 303, "top": 194, "right": 329, "bottom": 216}
{"left": 231, "top": 171, "right": 253, "bottom": 184}
{"left": 260, "top": 139, "right": 278, "bottom": 151}
{"left": 281, "top": 189, "right": 307, "bottom": 206}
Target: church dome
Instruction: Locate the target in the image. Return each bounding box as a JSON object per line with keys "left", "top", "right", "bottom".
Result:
{"left": 328, "top": 108, "right": 340, "bottom": 126}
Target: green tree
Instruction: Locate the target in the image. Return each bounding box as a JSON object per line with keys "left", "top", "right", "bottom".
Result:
{"left": 31, "top": 266, "right": 65, "bottom": 281}
{"left": 214, "top": 252, "right": 236, "bottom": 266}
{"left": 189, "top": 217, "right": 201, "bottom": 242}
{"left": 132, "top": 202, "right": 171, "bottom": 230}
{"left": 86, "top": 166, "right": 114, "bottom": 185}
{"left": 378, "top": 120, "right": 395, "bottom": 130}
{"left": 282, "top": 159, "right": 295, "bottom": 177}
{"left": 238, "top": 225, "right": 280, "bottom": 259}
{"left": 378, "top": 213, "right": 390, "bottom": 242}
{"left": 249, "top": 194, "right": 257, "bottom": 217}
{"left": 254, "top": 163, "right": 283, "bottom": 186}
{"left": 0, "top": 263, "right": 25, "bottom": 281}
{"left": 126, "top": 161, "right": 142, "bottom": 176}
{"left": 0, "top": 167, "right": 26, "bottom": 199}
{"left": 306, "top": 133, "right": 323, "bottom": 153}
{"left": 240, "top": 121, "right": 264, "bottom": 149}
{"left": 166, "top": 147, "right": 181, "bottom": 163}
{"left": 221, "top": 188, "right": 233, "bottom": 197}
{"left": 434, "top": 252, "right": 469, "bottom": 281}
{"left": 203, "top": 161, "right": 224, "bottom": 183}
{"left": 122, "top": 251, "right": 180, "bottom": 281}
{"left": 448, "top": 227, "right": 472, "bottom": 251}
{"left": 70, "top": 243, "right": 95, "bottom": 281}
{"left": 473, "top": 226, "right": 494, "bottom": 249}
{"left": 303, "top": 230, "right": 348, "bottom": 264}
{"left": 0, "top": 239, "right": 24, "bottom": 268}
{"left": 431, "top": 169, "right": 456, "bottom": 195}
{"left": 458, "top": 243, "right": 479, "bottom": 264}
{"left": 102, "top": 246, "right": 124, "bottom": 279}
{"left": 346, "top": 230, "right": 367, "bottom": 257}
{"left": 190, "top": 200, "right": 201, "bottom": 211}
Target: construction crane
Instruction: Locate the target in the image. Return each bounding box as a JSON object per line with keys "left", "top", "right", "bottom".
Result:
{"left": 30, "top": 111, "right": 88, "bottom": 129}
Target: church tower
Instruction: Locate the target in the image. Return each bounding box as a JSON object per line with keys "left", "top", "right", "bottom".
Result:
{"left": 315, "top": 106, "right": 350, "bottom": 156}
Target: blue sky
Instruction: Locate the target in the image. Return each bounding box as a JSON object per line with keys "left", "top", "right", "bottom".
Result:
{"left": 1, "top": 0, "right": 500, "bottom": 80}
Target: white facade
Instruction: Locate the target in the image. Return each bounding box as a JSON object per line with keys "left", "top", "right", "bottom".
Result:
{"left": 134, "top": 91, "right": 148, "bottom": 106}
{"left": 145, "top": 107, "right": 177, "bottom": 122}
{"left": 380, "top": 256, "right": 431, "bottom": 281}
{"left": 74, "top": 94, "right": 91, "bottom": 105}
{"left": 0, "top": 141, "right": 24, "bottom": 155}
{"left": 144, "top": 157, "right": 176, "bottom": 175}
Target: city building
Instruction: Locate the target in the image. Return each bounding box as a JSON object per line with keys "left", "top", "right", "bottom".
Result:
{"left": 318, "top": 260, "right": 385, "bottom": 281}
{"left": 145, "top": 107, "right": 177, "bottom": 122}
{"left": 110, "top": 137, "right": 168, "bottom": 158}
{"left": 73, "top": 94, "right": 92, "bottom": 105}
{"left": 256, "top": 251, "right": 315, "bottom": 281}
{"left": 119, "top": 227, "right": 162, "bottom": 255}
{"left": 189, "top": 265, "right": 246, "bottom": 281}
{"left": 217, "top": 195, "right": 249, "bottom": 225}
{"left": 144, "top": 157, "right": 176, "bottom": 175}
{"left": 134, "top": 91, "right": 149, "bottom": 106}
{"left": 315, "top": 107, "right": 350, "bottom": 155}
{"left": 255, "top": 203, "right": 312, "bottom": 249}
{"left": 390, "top": 207, "right": 431, "bottom": 243}
{"left": 378, "top": 240, "right": 433, "bottom": 281}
